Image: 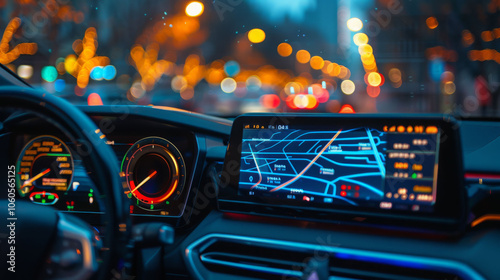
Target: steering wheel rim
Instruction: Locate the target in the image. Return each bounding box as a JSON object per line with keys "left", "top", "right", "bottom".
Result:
{"left": 0, "top": 86, "right": 130, "bottom": 279}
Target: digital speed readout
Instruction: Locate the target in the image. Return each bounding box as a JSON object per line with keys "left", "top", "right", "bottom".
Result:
{"left": 238, "top": 124, "right": 440, "bottom": 213}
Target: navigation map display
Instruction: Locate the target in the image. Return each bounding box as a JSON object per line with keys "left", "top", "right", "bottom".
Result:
{"left": 238, "top": 124, "right": 440, "bottom": 213}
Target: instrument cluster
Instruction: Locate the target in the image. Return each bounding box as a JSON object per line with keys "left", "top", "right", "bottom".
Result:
{"left": 12, "top": 129, "right": 198, "bottom": 218}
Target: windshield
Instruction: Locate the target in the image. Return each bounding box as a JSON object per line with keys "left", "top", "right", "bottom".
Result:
{"left": 1, "top": 0, "right": 499, "bottom": 116}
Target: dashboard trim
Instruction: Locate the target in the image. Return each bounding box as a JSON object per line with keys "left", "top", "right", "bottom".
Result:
{"left": 185, "top": 233, "right": 486, "bottom": 280}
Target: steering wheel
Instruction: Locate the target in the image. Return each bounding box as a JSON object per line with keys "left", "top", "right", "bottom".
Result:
{"left": 0, "top": 86, "right": 130, "bottom": 280}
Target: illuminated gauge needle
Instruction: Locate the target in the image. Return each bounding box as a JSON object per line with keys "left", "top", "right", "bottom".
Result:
{"left": 23, "top": 168, "right": 51, "bottom": 186}
{"left": 131, "top": 170, "right": 157, "bottom": 193}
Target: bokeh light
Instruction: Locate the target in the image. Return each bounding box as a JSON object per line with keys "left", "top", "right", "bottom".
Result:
{"left": 293, "top": 94, "right": 309, "bottom": 109}
{"left": 130, "top": 81, "right": 146, "bottom": 99}
{"left": 260, "top": 94, "right": 281, "bottom": 109}
{"left": 185, "top": 1, "right": 204, "bottom": 17}
{"left": 180, "top": 86, "right": 195, "bottom": 100}
{"left": 54, "top": 79, "right": 66, "bottom": 92}
{"left": 339, "top": 104, "right": 355, "bottom": 113}
{"left": 296, "top": 50, "right": 311, "bottom": 64}
{"left": 90, "top": 66, "right": 104, "bottom": 80}
{"left": 41, "top": 66, "right": 58, "bottom": 82}
{"left": 358, "top": 44, "right": 373, "bottom": 55}
{"left": 310, "top": 56, "right": 324, "bottom": 70}
{"left": 87, "top": 93, "right": 103, "bottom": 106}
{"left": 102, "top": 65, "right": 117, "bottom": 80}
{"left": 277, "top": 43, "right": 293, "bottom": 57}
{"left": 388, "top": 68, "right": 402, "bottom": 83}
{"left": 224, "top": 60, "right": 240, "bottom": 77}
{"left": 341, "top": 80, "right": 355, "bottom": 95}
{"left": 221, "top": 77, "right": 237, "bottom": 93}
{"left": 426, "top": 17, "right": 438, "bottom": 29}
{"left": 248, "top": 28, "right": 266, "bottom": 43}
{"left": 367, "top": 86, "right": 380, "bottom": 98}
{"left": 353, "top": 33, "right": 369, "bottom": 46}
{"left": 246, "top": 75, "right": 262, "bottom": 91}
{"left": 367, "top": 72, "right": 382, "bottom": 87}
{"left": 17, "top": 65, "right": 33, "bottom": 79}
{"left": 171, "top": 75, "right": 188, "bottom": 92}
{"left": 442, "top": 81, "right": 456, "bottom": 95}
{"left": 347, "top": 18, "right": 363, "bottom": 32}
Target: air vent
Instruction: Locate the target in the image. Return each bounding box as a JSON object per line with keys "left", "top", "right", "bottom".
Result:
{"left": 185, "top": 234, "right": 484, "bottom": 280}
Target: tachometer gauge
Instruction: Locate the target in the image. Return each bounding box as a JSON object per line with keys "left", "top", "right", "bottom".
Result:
{"left": 16, "top": 136, "right": 74, "bottom": 197}
{"left": 121, "top": 137, "right": 186, "bottom": 212}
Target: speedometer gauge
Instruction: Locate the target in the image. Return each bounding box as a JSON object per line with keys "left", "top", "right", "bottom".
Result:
{"left": 121, "top": 137, "right": 186, "bottom": 212}
{"left": 16, "top": 136, "right": 74, "bottom": 198}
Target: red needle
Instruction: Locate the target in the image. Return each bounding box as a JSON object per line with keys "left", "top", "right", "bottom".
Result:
{"left": 131, "top": 170, "right": 157, "bottom": 193}
{"left": 23, "top": 168, "right": 51, "bottom": 186}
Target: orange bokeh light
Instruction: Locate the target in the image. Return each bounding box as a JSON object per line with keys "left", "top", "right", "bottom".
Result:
{"left": 296, "top": 50, "right": 311, "bottom": 64}
{"left": 277, "top": 43, "right": 293, "bottom": 57}
{"left": 426, "top": 17, "right": 438, "bottom": 29}
{"left": 339, "top": 104, "right": 355, "bottom": 114}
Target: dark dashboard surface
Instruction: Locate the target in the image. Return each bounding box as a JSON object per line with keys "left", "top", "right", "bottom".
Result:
{"left": 1, "top": 106, "right": 500, "bottom": 280}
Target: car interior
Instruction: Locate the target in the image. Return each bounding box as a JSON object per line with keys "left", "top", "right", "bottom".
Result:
{"left": 1, "top": 1, "right": 500, "bottom": 280}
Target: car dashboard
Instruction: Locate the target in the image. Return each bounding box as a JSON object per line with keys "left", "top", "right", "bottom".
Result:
{"left": 1, "top": 105, "right": 500, "bottom": 280}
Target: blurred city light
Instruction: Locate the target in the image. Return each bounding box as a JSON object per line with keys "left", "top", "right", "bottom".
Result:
{"left": 54, "top": 79, "right": 66, "bottom": 92}
{"left": 310, "top": 56, "right": 324, "bottom": 70}
{"left": 90, "top": 66, "right": 104, "bottom": 80}
{"left": 347, "top": 18, "right": 363, "bottom": 32}
{"left": 41, "top": 66, "right": 58, "bottom": 82}
{"left": 171, "top": 75, "right": 188, "bottom": 92}
{"left": 17, "top": 65, "right": 33, "bottom": 79}
{"left": 0, "top": 17, "right": 37, "bottom": 64}
{"left": 260, "top": 94, "right": 280, "bottom": 109}
{"left": 367, "top": 86, "right": 380, "bottom": 98}
{"left": 248, "top": 28, "right": 266, "bottom": 43}
{"left": 130, "top": 82, "right": 146, "bottom": 99}
{"left": 367, "top": 72, "right": 382, "bottom": 87}
{"left": 246, "top": 75, "right": 262, "bottom": 91}
{"left": 224, "top": 60, "right": 240, "bottom": 77}
{"left": 296, "top": 50, "right": 311, "bottom": 64}
{"left": 277, "top": 43, "right": 293, "bottom": 57}
{"left": 353, "top": 33, "right": 369, "bottom": 46}
{"left": 341, "top": 80, "right": 355, "bottom": 95}
{"left": 87, "top": 93, "right": 103, "bottom": 106}
{"left": 426, "top": 17, "right": 438, "bottom": 29}
{"left": 442, "top": 81, "right": 456, "bottom": 95}
{"left": 102, "top": 65, "right": 117, "bottom": 80}
{"left": 221, "top": 77, "right": 237, "bottom": 93}
{"left": 339, "top": 104, "right": 355, "bottom": 113}
{"left": 185, "top": 1, "right": 204, "bottom": 17}
{"left": 388, "top": 68, "right": 402, "bottom": 83}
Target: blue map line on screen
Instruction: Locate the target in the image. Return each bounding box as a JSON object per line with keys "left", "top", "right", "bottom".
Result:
{"left": 278, "top": 132, "right": 304, "bottom": 175}
{"left": 314, "top": 144, "right": 323, "bottom": 154}
{"left": 249, "top": 129, "right": 301, "bottom": 152}
{"left": 239, "top": 127, "right": 387, "bottom": 202}
{"left": 241, "top": 151, "right": 379, "bottom": 156}
{"left": 307, "top": 141, "right": 320, "bottom": 153}
{"left": 255, "top": 131, "right": 282, "bottom": 147}
{"left": 344, "top": 156, "right": 377, "bottom": 164}
{"left": 366, "top": 128, "right": 386, "bottom": 176}
{"left": 319, "top": 157, "right": 381, "bottom": 169}
{"left": 240, "top": 169, "right": 383, "bottom": 197}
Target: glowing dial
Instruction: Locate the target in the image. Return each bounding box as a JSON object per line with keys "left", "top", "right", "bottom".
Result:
{"left": 121, "top": 137, "right": 186, "bottom": 211}
{"left": 16, "top": 135, "right": 74, "bottom": 197}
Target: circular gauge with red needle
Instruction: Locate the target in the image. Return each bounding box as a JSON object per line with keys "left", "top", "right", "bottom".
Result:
{"left": 121, "top": 137, "right": 186, "bottom": 211}
{"left": 16, "top": 135, "right": 74, "bottom": 199}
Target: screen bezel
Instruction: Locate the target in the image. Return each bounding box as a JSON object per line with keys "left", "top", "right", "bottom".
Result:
{"left": 218, "top": 114, "right": 467, "bottom": 233}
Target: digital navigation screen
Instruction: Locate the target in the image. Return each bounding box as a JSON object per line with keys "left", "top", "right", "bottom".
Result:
{"left": 238, "top": 124, "right": 440, "bottom": 213}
